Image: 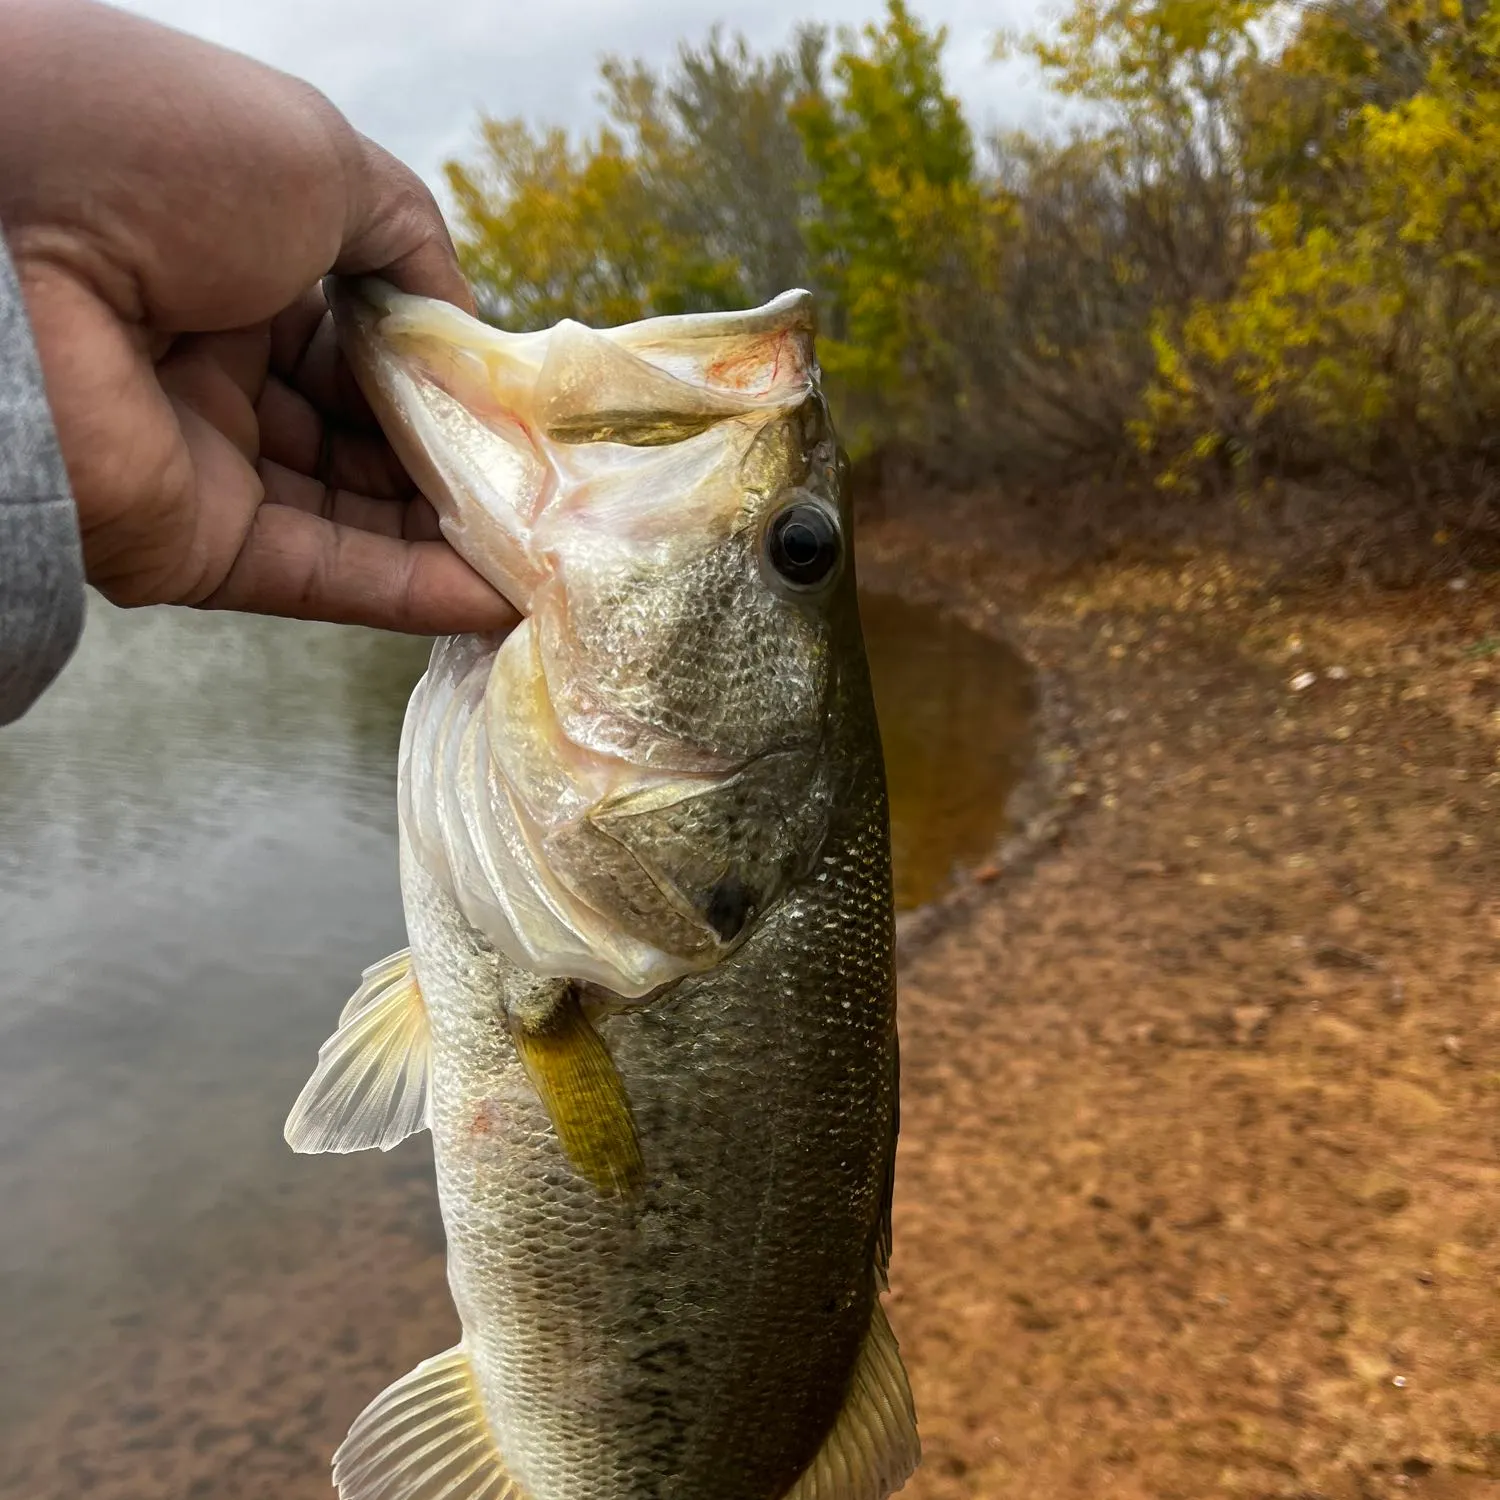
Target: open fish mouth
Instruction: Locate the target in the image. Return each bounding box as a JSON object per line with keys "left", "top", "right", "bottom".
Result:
{"left": 329, "top": 279, "right": 842, "bottom": 999}
{"left": 328, "top": 278, "right": 819, "bottom": 620}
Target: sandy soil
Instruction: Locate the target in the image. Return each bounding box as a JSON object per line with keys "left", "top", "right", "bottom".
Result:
{"left": 6, "top": 487, "right": 1498, "bottom": 1500}
{"left": 862, "top": 490, "right": 1500, "bottom": 1500}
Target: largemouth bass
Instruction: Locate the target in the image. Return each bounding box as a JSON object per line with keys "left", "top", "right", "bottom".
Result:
{"left": 285, "top": 279, "right": 917, "bottom": 1500}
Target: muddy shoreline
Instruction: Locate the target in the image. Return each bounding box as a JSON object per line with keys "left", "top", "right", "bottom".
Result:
{"left": 859, "top": 548, "right": 1080, "bottom": 962}
{"left": 867, "top": 487, "right": 1500, "bottom": 1500}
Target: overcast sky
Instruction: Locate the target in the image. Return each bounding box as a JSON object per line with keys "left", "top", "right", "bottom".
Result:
{"left": 114, "top": 0, "right": 1066, "bottom": 194}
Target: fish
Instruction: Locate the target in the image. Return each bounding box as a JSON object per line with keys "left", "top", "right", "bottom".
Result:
{"left": 284, "top": 277, "right": 917, "bottom": 1500}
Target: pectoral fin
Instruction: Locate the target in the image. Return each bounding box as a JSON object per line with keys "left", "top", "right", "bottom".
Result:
{"left": 285, "top": 949, "right": 430, "bottom": 1154}
{"left": 509, "top": 984, "right": 644, "bottom": 1197}
{"left": 783, "top": 1300, "right": 920, "bottom": 1500}
{"left": 334, "top": 1344, "right": 524, "bottom": 1500}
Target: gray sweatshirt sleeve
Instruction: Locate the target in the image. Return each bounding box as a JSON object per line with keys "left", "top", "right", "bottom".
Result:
{"left": 0, "top": 231, "right": 85, "bottom": 726}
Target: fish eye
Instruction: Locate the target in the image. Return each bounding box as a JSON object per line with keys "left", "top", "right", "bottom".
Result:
{"left": 766, "top": 499, "right": 842, "bottom": 592}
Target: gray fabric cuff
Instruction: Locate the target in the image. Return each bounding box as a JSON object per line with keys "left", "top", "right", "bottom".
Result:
{"left": 0, "top": 229, "right": 84, "bottom": 726}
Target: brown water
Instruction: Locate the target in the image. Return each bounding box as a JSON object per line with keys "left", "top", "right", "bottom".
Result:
{"left": 860, "top": 593, "right": 1035, "bottom": 910}
{"left": 0, "top": 594, "right": 1031, "bottom": 1499}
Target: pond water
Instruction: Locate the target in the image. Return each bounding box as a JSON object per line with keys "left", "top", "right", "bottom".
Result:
{"left": 860, "top": 593, "right": 1036, "bottom": 910}
{"left": 0, "top": 592, "right": 1031, "bottom": 1499}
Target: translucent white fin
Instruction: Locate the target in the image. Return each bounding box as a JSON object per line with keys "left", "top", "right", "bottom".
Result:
{"left": 783, "top": 1301, "right": 920, "bottom": 1500}
{"left": 333, "top": 1345, "right": 524, "bottom": 1500}
{"left": 284, "top": 950, "right": 430, "bottom": 1155}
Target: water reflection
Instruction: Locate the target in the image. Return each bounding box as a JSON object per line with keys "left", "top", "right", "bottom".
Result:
{"left": 0, "top": 605, "right": 434, "bottom": 1468}
{"left": 861, "top": 592, "right": 1035, "bottom": 911}
{"left": 0, "top": 594, "right": 1030, "bottom": 1499}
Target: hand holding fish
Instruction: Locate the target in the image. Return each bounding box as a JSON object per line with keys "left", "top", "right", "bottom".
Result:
{"left": 0, "top": 0, "right": 517, "bottom": 635}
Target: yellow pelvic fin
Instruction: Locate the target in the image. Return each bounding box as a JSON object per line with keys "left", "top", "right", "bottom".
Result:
{"left": 783, "top": 1300, "right": 921, "bottom": 1500}
{"left": 334, "top": 1343, "right": 525, "bottom": 1500}
{"left": 510, "top": 986, "right": 644, "bottom": 1198}
{"left": 284, "top": 949, "right": 430, "bottom": 1155}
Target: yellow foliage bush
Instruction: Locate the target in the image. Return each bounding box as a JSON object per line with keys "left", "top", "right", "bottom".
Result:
{"left": 441, "top": 0, "right": 1500, "bottom": 494}
{"left": 1140, "top": 0, "right": 1500, "bottom": 487}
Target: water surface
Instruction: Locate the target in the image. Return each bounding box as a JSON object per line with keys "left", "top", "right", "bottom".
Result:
{"left": 0, "top": 594, "right": 1030, "bottom": 1498}
{"left": 861, "top": 593, "right": 1035, "bottom": 909}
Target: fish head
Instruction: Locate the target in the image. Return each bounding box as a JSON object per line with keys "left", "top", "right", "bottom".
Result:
{"left": 331, "top": 279, "right": 864, "bottom": 996}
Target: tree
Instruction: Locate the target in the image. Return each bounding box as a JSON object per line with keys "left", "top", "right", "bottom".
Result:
{"left": 445, "top": 119, "right": 742, "bottom": 331}
{"left": 444, "top": 27, "right": 826, "bottom": 330}
{"left": 1140, "top": 0, "right": 1500, "bottom": 487}
{"left": 792, "top": 1, "right": 1006, "bottom": 450}
{"left": 601, "top": 27, "right": 827, "bottom": 303}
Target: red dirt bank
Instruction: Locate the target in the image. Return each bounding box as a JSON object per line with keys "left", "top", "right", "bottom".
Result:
{"left": 865, "top": 490, "right": 1500, "bottom": 1500}
{"left": 4, "top": 486, "right": 1497, "bottom": 1500}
